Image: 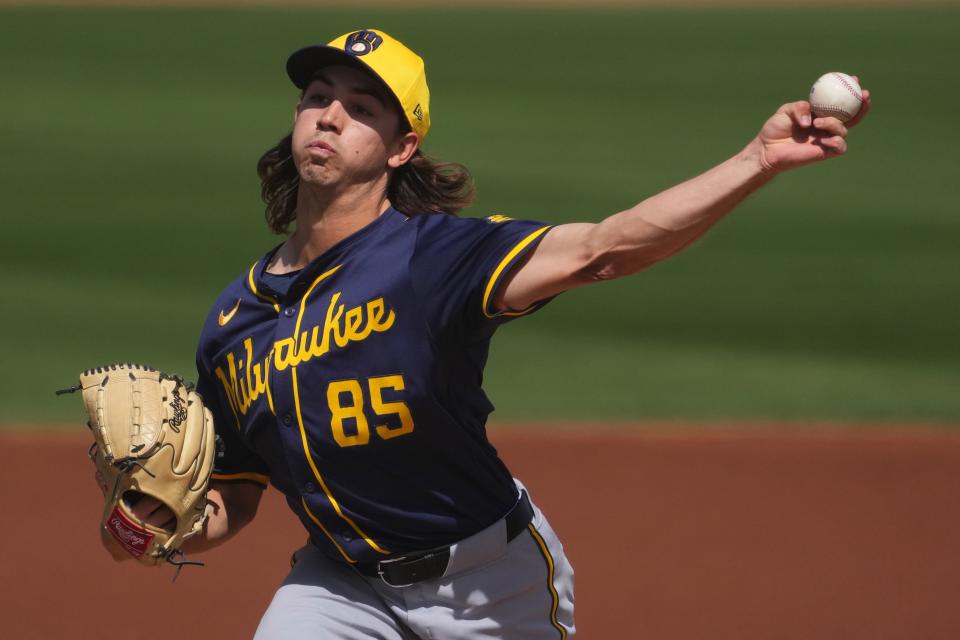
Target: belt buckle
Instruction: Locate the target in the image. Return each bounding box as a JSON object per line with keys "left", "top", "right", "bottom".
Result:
{"left": 376, "top": 549, "right": 448, "bottom": 588}
{"left": 376, "top": 554, "right": 417, "bottom": 588}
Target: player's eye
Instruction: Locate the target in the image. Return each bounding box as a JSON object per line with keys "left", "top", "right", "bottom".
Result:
{"left": 353, "top": 103, "right": 373, "bottom": 117}
{"left": 307, "top": 93, "right": 331, "bottom": 106}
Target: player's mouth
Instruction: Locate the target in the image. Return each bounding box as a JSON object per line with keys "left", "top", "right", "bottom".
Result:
{"left": 307, "top": 140, "right": 336, "bottom": 155}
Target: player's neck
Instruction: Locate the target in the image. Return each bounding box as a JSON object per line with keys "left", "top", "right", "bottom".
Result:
{"left": 270, "top": 184, "right": 390, "bottom": 273}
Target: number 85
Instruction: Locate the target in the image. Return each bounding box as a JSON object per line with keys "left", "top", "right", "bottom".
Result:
{"left": 326, "top": 374, "right": 414, "bottom": 447}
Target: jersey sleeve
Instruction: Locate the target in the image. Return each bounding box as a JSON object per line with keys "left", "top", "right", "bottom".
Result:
{"left": 409, "top": 214, "right": 554, "bottom": 334}
{"left": 195, "top": 351, "right": 271, "bottom": 488}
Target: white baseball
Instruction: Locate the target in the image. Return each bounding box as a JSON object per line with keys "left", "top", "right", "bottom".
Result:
{"left": 809, "top": 72, "right": 863, "bottom": 123}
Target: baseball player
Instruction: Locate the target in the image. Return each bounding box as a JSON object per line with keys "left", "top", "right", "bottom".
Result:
{"left": 100, "top": 29, "right": 870, "bottom": 639}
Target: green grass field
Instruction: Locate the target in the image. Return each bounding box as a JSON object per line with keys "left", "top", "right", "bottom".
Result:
{"left": 2, "top": 7, "right": 958, "bottom": 424}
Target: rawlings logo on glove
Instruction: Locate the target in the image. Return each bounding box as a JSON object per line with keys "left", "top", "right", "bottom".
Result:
{"left": 107, "top": 506, "right": 154, "bottom": 557}
{"left": 58, "top": 364, "right": 215, "bottom": 574}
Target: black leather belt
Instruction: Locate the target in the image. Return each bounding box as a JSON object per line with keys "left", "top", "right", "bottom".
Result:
{"left": 356, "top": 490, "right": 534, "bottom": 587}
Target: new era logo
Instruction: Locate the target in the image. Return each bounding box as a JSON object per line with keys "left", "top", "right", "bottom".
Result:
{"left": 413, "top": 103, "right": 423, "bottom": 121}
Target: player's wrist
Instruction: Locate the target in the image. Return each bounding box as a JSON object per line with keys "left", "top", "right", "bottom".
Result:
{"left": 739, "top": 138, "right": 779, "bottom": 179}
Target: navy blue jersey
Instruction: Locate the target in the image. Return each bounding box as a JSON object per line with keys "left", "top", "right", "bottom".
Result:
{"left": 196, "top": 208, "right": 553, "bottom": 564}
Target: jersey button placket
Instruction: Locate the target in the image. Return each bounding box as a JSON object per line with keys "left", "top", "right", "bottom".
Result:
{"left": 304, "top": 481, "right": 316, "bottom": 494}
{"left": 283, "top": 306, "right": 296, "bottom": 318}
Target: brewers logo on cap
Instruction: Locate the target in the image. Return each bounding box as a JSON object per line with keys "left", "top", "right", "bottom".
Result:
{"left": 345, "top": 30, "right": 383, "bottom": 56}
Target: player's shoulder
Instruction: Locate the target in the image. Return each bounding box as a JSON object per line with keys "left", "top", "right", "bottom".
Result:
{"left": 409, "top": 211, "right": 517, "bottom": 231}
{"left": 407, "top": 211, "right": 539, "bottom": 245}
{"left": 197, "top": 251, "right": 275, "bottom": 351}
{"left": 405, "top": 212, "right": 552, "bottom": 284}
{"left": 205, "top": 271, "right": 250, "bottom": 318}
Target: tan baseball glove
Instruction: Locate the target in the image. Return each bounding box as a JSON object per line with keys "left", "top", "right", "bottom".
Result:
{"left": 60, "top": 363, "right": 216, "bottom": 569}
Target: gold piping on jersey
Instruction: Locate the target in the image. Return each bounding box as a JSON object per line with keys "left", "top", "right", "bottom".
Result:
{"left": 210, "top": 471, "right": 270, "bottom": 487}
{"left": 293, "top": 264, "right": 343, "bottom": 336}
{"left": 301, "top": 497, "right": 357, "bottom": 564}
{"left": 247, "top": 260, "right": 281, "bottom": 313}
{"left": 264, "top": 351, "right": 276, "bottom": 415}
{"left": 481, "top": 226, "right": 553, "bottom": 319}
{"left": 528, "top": 523, "right": 568, "bottom": 640}
{"left": 288, "top": 265, "right": 390, "bottom": 556}
{"left": 292, "top": 368, "right": 392, "bottom": 556}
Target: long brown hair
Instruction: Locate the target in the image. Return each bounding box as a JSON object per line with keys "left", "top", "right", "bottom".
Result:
{"left": 256, "top": 132, "right": 476, "bottom": 235}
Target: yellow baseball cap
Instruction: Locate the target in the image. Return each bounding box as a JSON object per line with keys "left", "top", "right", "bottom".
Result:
{"left": 286, "top": 29, "right": 431, "bottom": 140}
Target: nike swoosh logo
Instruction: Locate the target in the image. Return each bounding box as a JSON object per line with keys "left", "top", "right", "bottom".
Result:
{"left": 218, "top": 299, "right": 242, "bottom": 327}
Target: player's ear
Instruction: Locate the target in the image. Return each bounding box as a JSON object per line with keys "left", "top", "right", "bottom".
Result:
{"left": 387, "top": 131, "right": 419, "bottom": 169}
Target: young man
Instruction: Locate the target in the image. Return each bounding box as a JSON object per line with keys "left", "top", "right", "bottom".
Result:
{"left": 107, "top": 29, "right": 870, "bottom": 639}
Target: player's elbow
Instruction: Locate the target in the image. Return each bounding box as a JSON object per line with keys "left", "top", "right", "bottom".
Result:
{"left": 576, "top": 258, "right": 619, "bottom": 282}
{"left": 577, "top": 221, "right": 686, "bottom": 282}
{"left": 230, "top": 493, "right": 261, "bottom": 530}
{"left": 576, "top": 235, "right": 665, "bottom": 282}
{"left": 573, "top": 224, "right": 623, "bottom": 282}
{"left": 578, "top": 252, "right": 661, "bottom": 282}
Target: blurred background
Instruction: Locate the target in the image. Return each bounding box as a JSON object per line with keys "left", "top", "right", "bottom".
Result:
{"left": 3, "top": 2, "right": 959, "bottom": 427}
{"left": 2, "top": 3, "right": 959, "bottom": 640}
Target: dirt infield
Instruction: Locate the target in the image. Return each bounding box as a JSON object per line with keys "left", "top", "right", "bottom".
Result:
{"left": 2, "top": 425, "right": 959, "bottom": 639}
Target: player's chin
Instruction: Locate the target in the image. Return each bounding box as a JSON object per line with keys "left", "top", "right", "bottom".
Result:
{"left": 298, "top": 164, "right": 339, "bottom": 186}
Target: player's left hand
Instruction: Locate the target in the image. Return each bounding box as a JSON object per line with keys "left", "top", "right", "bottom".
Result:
{"left": 67, "top": 363, "right": 217, "bottom": 568}
{"left": 751, "top": 80, "right": 871, "bottom": 174}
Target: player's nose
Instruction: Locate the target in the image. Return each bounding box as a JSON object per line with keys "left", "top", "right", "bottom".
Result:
{"left": 318, "top": 99, "right": 346, "bottom": 132}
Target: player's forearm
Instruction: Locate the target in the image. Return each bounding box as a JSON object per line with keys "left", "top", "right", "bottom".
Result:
{"left": 584, "top": 140, "right": 773, "bottom": 279}
{"left": 180, "top": 482, "right": 262, "bottom": 554}
{"left": 97, "top": 484, "right": 259, "bottom": 561}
